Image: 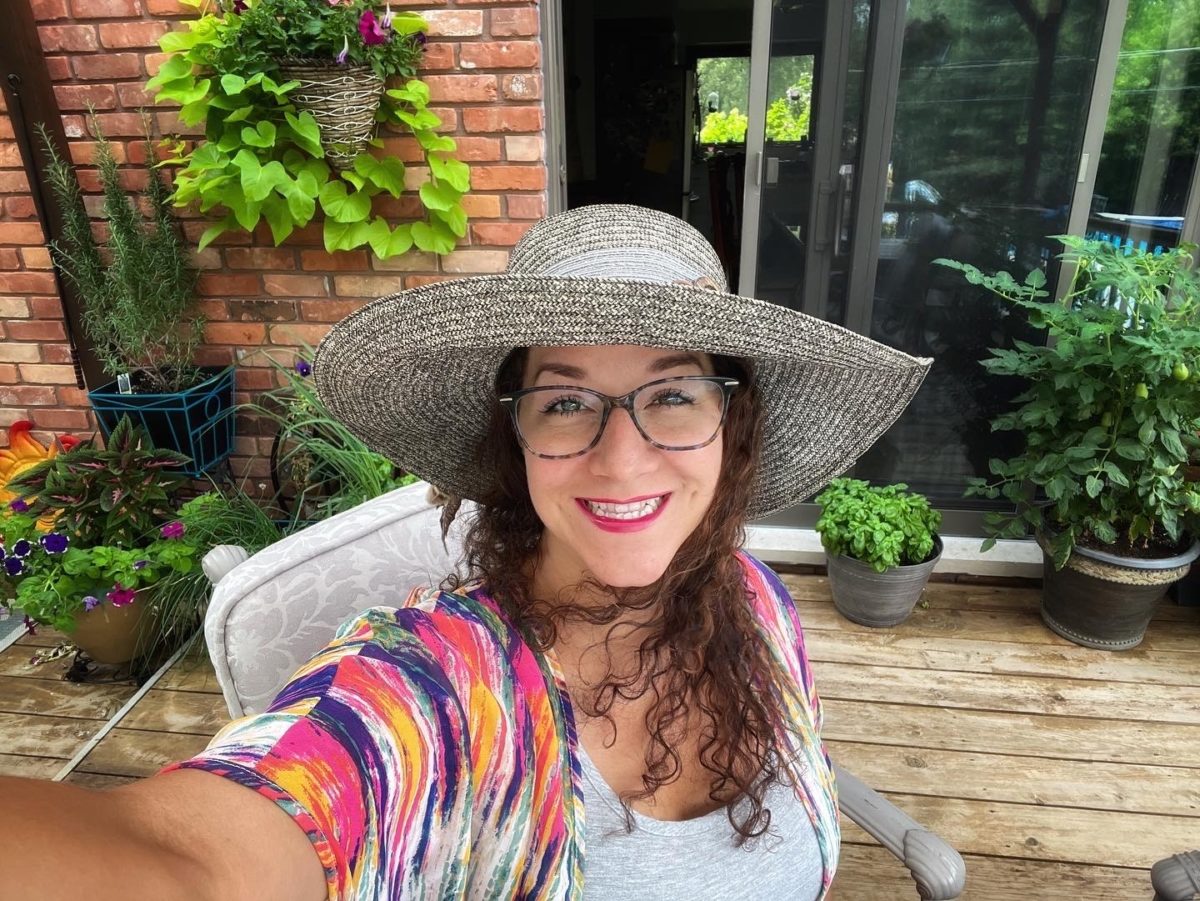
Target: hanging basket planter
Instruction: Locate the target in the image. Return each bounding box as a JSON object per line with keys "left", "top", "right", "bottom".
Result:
{"left": 278, "top": 61, "right": 384, "bottom": 170}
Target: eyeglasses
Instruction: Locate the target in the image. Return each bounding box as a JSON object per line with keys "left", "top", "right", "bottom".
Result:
{"left": 498, "top": 376, "right": 739, "bottom": 459}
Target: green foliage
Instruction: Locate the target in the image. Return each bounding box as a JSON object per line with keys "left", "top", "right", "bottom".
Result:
{"left": 37, "top": 118, "right": 204, "bottom": 392}
{"left": 814, "top": 478, "right": 942, "bottom": 573}
{"left": 764, "top": 94, "right": 810, "bottom": 141}
{"left": 0, "top": 508, "right": 199, "bottom": 633}
{"left": 937, "top": 238, "right": 1200, "bottom": 568}
{"left": 699, "top": 108, "right": 749, "bottom": 144}
{"left": 241, "top": 349, "right": 418, "bottom": 523}
{"left": 7, "top": 417, "right": 191, "bottom": 549}
{"left": 147, "top": 0, "right": 468, "bottom": 256}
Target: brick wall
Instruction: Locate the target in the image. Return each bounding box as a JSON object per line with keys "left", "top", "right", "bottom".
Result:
{"left": 0, "top": 0, "right": 546, "bottom": 483}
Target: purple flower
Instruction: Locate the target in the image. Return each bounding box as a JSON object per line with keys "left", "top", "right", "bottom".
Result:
{"left": 358, "top": 9, "right": 390, "bottom": 46}
{"left": 40, "top": 533, "right": 69, "bottom": 554}
{"left": 0, "top": 544, "right": 5, "bottom": 561}
{"left": 230, "top": 0, "right": 248, "bottom": 11}
{"left": 336, "top": 34, "right": 350, "bottom": 65}
{"left": 22, "top": 615, "right": 36, "bottom": 636}
{"left": 9, "top": 498, "right": 29, "bottom": 513}
{"left": 381, "top": 2, "right": 394, "bottom": 28}
{"left": 83, "top": 595, "right": 101, "bottom": 612}
{"left": 3, "top": 557, "right": 21, "bottom": 577}
{"left": 415, "top": 31, "right": 427, "bottom": 47}
{"left": 160, "top": 520, "right": 186, "bottom": 540}
{"left": 133, "top": 559, "right": 149, "bottom": 570}
{"left": 107, "top": 584, "right": 137, "bottom": 608}
{"left": 12, "top": 540, "right": 31, "bottom": 558}
{"left": 294, "top": 359, "right": 312, "bottom": 377}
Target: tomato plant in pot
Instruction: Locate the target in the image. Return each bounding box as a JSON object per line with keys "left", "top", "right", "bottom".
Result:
{"left": 938, "top": 238, "right": 1200, "bottom": 649}
{"left": 814, "top": 478, "right": 943, "bottom": 627}
{"left": 0, "top": 418, "right": 198, "bottom": 674}
{"left": 38, "top": 117, "right": 234, "bottom": 477}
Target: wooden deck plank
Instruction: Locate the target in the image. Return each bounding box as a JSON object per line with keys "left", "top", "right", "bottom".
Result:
{"left": 0, "top": 753, "right": 64, "bottom": 779}
{"left": 814, "top": 661, "right": 1200, "bottom": 724}
{"left": 822, "top": 699, "right": 1200, "bottom": 768}
{"left": 0, "top": 674, "right": 133, "bottom": 720}
{"left": 74, "top": 728, "right": 214, "bottom": 778}
{"left": 804, "top": 629, "right": 1200, "bottom": 687}
{"left": 0, "top": 712, "right": 102, "bottom": 759}
{"left": 118, "top": 689, "right": 231, "bottom": 736}
{"left": 62, "top": 772, "right": 139, "bottom": 790}
{"left": 829, "top": 740, "right": 1200, "bottom": 817}
{"left": 832, "top": 844, "right": 1153, "bottom": 900}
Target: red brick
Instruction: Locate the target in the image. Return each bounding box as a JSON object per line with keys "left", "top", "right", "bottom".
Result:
{"left": 490, "top": 8, "right": 538, "bottom": 36}
{"left": 442, "top": 250, "right": 508, "bottom": 273}
{"left": 183, "top": 221, "right": 252, "bottom": 246}
{"left": 68, "top": 0, "right": 140, "bottom": 17}
{"left": 45, "top": 57, "right": 71, "bottom": 81}
{"left": 0, "top": 222, "right": 47, "bottom": 245}
{"left": 204, "top": 322, "right": 267, "bottom": 345}
{"left": 19, "top": 363, "right": 78, "bottom": 385}
{"left": 298, "top": 299, "right": 370, "bottom": 322}
{"left": 0, "top": 143, "right": 25, "bottom": 168}
{"left": 424, "top": 74, "right": 497, "bottom": 103}
{"left": 224, "top": 247, "right": 297, "bottom": 270}
{"left": 73, "top": 53, "right": 142, "bottom": 81}
{"left": 0, "top": 344, "right": 41, "bottom": 363}
{"left": 0, "top": 363, "right": 19, "bottom": 383}
{"left": 194, "top": 346, "right": 235, "bottom": 367}
{"left": 332, "top": 274, "right": 409, "bottom": 296}
{"left": 470, "top": 165, "right": 545, "bottom": 191}
{"left": 452, "top": 136, "right": 502, "bottom": 161}
{"left": 42, "top": 343, "right": 76, "bottom": 364}
{"left": 198, "top": 273, "right": 261, "bottom": 296}
{"left": 0, "top": 171, "right": 30, "bottom": 193}
{"left": 0, "top": 248, "right": 20, "bottom": 269}
{"left": 0, "top": 120, "right": 11, "bottom": 140}
{"left": 404, "top": 274, "right": 453, "bottom": 288}
{"left": 505, "top": 135, "right": 543, "bottom": 161}
{"left": 470, "top": 222, "right": 533, "bottom": 246}
{"left": 235, "top": 367, "right": 276, "bottom": 391}
{"left": 0, "top": 386, "right": 57, "bottom": 406}
{"left": 34, "top": 408, "right": 94, "bottom": 431}
{"left": 196, "top": 299, "right": 228, "bottom": 320}
{"left": 98, "top": 21, "right": 170, "bottom": 49}
{"left": 371, "top": 251, "right": 438, "bottom": 272}
{"left": 229, "top": 299, "right": 297, "bottom": 322}
{"left": 373, "top": 196, "right": 425, "bottom": 219}
{"left": 268, "top": 323, "right": 330, "bottom": 346}
{"left": 429, "top": 107, "right": 459, "bottom": 132}
{"left": 38, "top": 24, "right": 99, "bottom": 52}
{"left": 68, "top": 140, "right": 126, "bottom": 165}
{"left": 501, "top": 73, "right": 542, "bottom": 101}
{"left": 419, "top": 42, "right": 456, "bottom": 70}
{"left": 0, "top": 408, "right": 30, "bottom": 429}
{"left": 5, "top": 197, "right": 37, "bottom": 219}
{"left": 144, "top": 0, "right": 194, "bottom": 13}
{"left": 0, "top": 297, "right": 30, "bottom": 318}
{"left": 116, "top": 83, "right": 156, "bottom": 107}
{"left": 263, "top": 274, "right": 329, "bottom": 297}
{"left": 378, "top": 136, "right": 425, "bottom": 163}
{"left": 6, "top": 320, "right": 66, "bottom": 341}
{"left": 29, "top": 296, "right": 66, "bottom": 318}
{"left": 459, "top": 41, "right": 539, "bottom": 70}
{"left": 56, "top": 386, "right": 91, "bottom": 407}
{"left": 423, "top": 10, "right": 483, "bottom": 36}
{"left": 92, "top": 113, "right": 151, "bottom": 138}
{"left": 461, "top": 194, "right": 503, "bottom": 218}
{"left": 20, "top": 247, "right": 53, "bottom": 270}
{"left": 30, "top": 0, "right": 68, "bottom": 19}
{"left": 462, "top": 106, "right": 542, "bottom": 134}
{"left": 2, "top": 272, "right": 57, "bottom": 294}
{"left": 297, "top": 250, "right": 368, "bottom": 272}
{"left": 52, "top": 83, "right": 117, "bottom": 111}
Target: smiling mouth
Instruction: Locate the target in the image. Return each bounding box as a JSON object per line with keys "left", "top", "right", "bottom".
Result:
{"left": 580, "top": 494, "right": 669, "bottom": 521}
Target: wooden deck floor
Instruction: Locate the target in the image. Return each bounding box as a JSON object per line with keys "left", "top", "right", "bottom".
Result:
{"left": 2, "top": 574, "right": 1198, "bottom": 899}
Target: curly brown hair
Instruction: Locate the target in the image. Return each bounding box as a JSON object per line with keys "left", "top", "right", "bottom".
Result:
{"left": 445, "top": 348, "right": 795, "bottom": 844}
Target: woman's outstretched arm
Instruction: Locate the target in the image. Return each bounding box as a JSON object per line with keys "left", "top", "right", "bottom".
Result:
{"left": 0, "top": 769, "right": 327, "bottom": 901}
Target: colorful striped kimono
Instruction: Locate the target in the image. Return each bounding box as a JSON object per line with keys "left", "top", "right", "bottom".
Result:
{"left": 164, "top": 552, "right": 840, "bottom": 899}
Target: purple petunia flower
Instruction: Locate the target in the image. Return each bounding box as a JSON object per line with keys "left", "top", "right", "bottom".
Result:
{"left": 336, "top": 34, "right": 350, "bottom": 64}
{"left": 12, "top": 540, "right": 31, "bottom": 558}
{"left": 5, "top": 557, "right": 24, "bottom": 577}
{"left": 133, "top": 559, "right": 149, "bottom": 570}
{"left": 232, "top": 0, "right": 248, "bottom": 11}
{"left": 381, "top": 2, "right": 394, "bottom": 28}
{"left": 83, "top": 595, "right": 101, "bottom": 612}
{"left": 40, "top": 533, "right": 69, "bottom": 554}
{"left": 0, "top": 544, "right": 5, "bottom": 561}
{"left": 359, "top": 9, "right": 390, "bottom": 46}
{"left": 9, "top": 498, "right": 29, "bottom": 513}
{"left": 295, "top": 360, "right": 312, "bottom": 378}
{"left": 160, "top": 521, "right": 186, "bottom": 540}
{"left": 23, "top": 615, "right": 36, "bottom": 636}
{"left": 107, "top": 584, "right": 137, "bottom": 608}
{"left": 415, "top": 31, "right": 427, "bottom": 47}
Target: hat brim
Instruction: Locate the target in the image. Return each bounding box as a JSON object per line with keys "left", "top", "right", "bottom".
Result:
{"left": 314, "top": 274, "right": 932, "bottom": 518}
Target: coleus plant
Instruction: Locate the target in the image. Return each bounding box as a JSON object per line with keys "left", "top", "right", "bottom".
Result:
{"left": 147, "top": 0, "right": 470, "bottom": 257}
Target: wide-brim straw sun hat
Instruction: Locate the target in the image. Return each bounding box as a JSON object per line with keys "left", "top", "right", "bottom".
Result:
{"left": 314, "top": 204, "right": 932, "bottom": 518}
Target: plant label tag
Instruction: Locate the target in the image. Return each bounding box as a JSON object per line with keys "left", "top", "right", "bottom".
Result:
{"left": 117, "top": 373, "right": 132, "bottom": 395}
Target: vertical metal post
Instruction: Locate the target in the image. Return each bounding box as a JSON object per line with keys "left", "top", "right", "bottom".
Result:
{"left": 737, "top": 0, "right": 775, "bottom": 299}
{"left": 539, "top": 0, "right": 569, "bottom": 214}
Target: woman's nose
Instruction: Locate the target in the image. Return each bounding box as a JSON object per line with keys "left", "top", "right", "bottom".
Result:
{"left": 587, "top": 407, "right": 657, "bottom": 476}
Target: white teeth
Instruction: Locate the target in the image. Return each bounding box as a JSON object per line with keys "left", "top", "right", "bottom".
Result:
{"left": 585, "top": 496, "right": 664, "bottom": 520}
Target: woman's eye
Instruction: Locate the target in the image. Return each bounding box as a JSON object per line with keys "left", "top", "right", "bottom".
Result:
{"left": 541, "top": 395, "right": 588, "bottom": 415}
{"left": 648, "top": 389, "right": 695, "bottom": 407}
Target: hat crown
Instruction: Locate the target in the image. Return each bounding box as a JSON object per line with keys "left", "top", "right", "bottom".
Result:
{"left": 505, "top": 204, "right": 729, "bottom": 292}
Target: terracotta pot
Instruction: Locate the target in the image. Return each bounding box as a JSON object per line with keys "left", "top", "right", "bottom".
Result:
{"left": 67, "top": 595, "right": 154, "bottom": 664}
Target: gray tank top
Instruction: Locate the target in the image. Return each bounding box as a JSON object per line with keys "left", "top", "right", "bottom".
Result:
{"left": 578, "top": 744, "right": 824, "bottom": 900}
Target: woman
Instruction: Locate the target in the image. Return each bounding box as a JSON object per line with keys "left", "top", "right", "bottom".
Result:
{"left": 1, "top": 205, "right": 929, "bottom": 900}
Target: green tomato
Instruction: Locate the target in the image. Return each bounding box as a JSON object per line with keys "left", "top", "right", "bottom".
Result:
{"left": 1100, "top": 412, "right": 1114, "bottom": 427}
{"left": 1173, "top": 362, "right": 1190, "bottom": 382}
{"left": 1134, "top": 382, "right": 1150, "bottom": 400}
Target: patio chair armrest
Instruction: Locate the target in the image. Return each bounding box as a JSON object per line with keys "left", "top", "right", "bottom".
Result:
{"left": 202, "top": 545, "right": 250, "bottom": 587}
{"left": 833, "top": 762, "right": 966, "bottom": 900}
{"left": 1152, "top": 850, "right": 1200, "bottom": 901}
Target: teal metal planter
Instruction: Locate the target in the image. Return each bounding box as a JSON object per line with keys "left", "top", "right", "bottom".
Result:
{"left": 88, "top": 365, "right": 236, "bottom": 477}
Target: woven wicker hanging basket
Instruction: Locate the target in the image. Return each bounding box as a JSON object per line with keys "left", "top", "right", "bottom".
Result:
{"left": 277, "top": 61, "right": 385, "bottom": 171}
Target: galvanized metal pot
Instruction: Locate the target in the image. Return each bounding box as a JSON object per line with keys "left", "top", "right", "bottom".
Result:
{"left": 826, "top": 536, "right": 943, "bottom": 627}
{"left": 1039, "top": 536, "right": 1200, "bottom": 651}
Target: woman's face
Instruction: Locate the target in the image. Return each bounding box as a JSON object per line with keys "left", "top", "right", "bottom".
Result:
{"left": 520, "top": 344, "right": 724, "bottom": 592}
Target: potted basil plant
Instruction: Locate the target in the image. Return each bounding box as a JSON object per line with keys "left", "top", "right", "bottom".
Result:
{"left": 938, "top": 237, "right": 1200, "bottom": 649}
{"left": 814, "top": 478, "right": 943, "bottom": 627}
